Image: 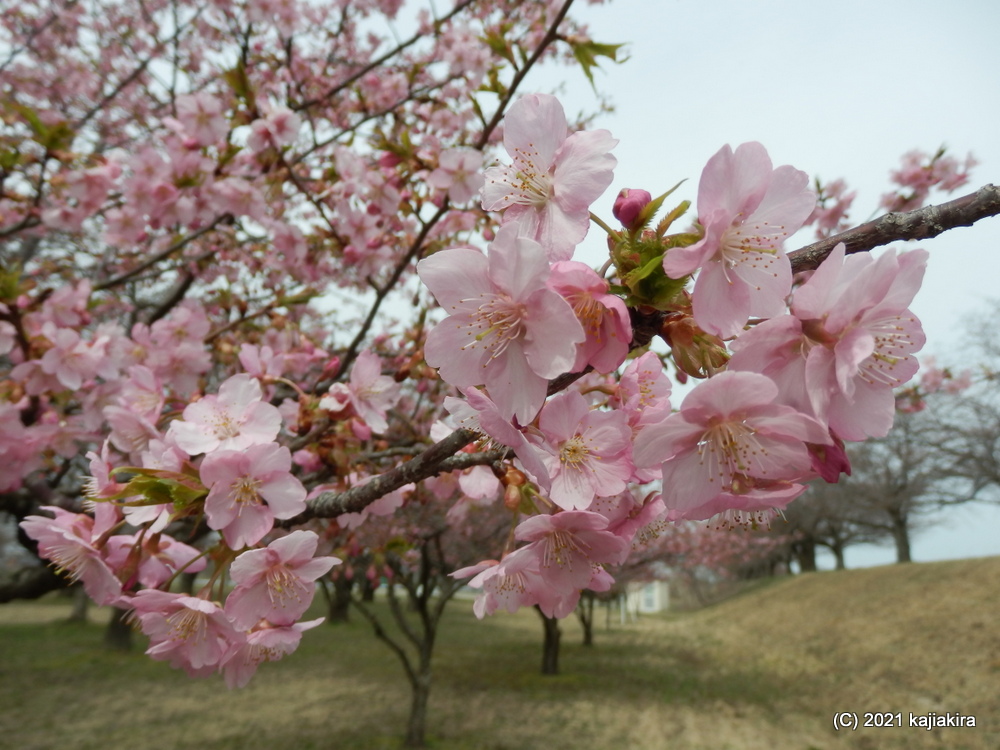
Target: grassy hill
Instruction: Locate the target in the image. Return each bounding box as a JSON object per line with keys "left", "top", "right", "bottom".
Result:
{"left": 0, "top": 556, "right": 997, "bottom": 750}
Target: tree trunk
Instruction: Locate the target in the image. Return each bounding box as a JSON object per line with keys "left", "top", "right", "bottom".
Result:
{"left": 322, "top": 575, "right": 353, "bottom": 623}
{"left": 536, "top": 607, "right": 561, "bottom": 675}
{"left": 831, "top": 543, "right": 846, "bottom": 570}
{"left": 794, "top": 539, "right": 818, "bottom": 572}
{"left": 576, "top": 591, "right": 595, "bottom": 646}
{"left": 403, "top": 671, "right": 431, "bottom": 748}
{"left": 103, "top": 606, "right": 133, "bottom": 651}
{"left": 891, "top": 519, "right": 912, "bottom": 563}
{"left": 67, "top": 585, "right": 89, "bottom": 622}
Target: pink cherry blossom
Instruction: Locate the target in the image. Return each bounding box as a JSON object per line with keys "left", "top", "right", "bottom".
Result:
{"left": 175, "top": 92, "right": 229, "bottom": 147}
{"left": 482, "top": 93, "right": 617, "bottom": 261}
{"left": 129, "top": 590, "right": 243, "bottom": 677}
{"left": 417, "top": 223, "right": 584, "bottom": 423}
{"left": 514, "top": 510, "right": 629, "bottom": 593}
{"left": 168, "top": 374, "right": 282, "bottom": 456}
{"left": 728, "top": 243, "right": 927, "bottom": 440}
{"left": 663, "top": 142, "right": 815, "bottom": 338}
{"left": 20, "top": 506, "right": 123, "bottom": 605}
{"left": 633, "top": 371, "right": 830, "bottom": 518}
{"left": 225, "top": 530, "right": 340, "bottom": 629}
{"left": 535, "top": 392, "right": 632, "bottom": 510}
{"left": 221, "top": 619, "right": 323, "bottom": 689}
{"left": 452, "top": 548, "right": 546, "bottom": 618}
{"left": 199, "top": 443, "right": 307, "bottom": 549}
{"left": 427, "top": 147, "right": 485, "bottom": 204}
{"left": 344, "top": 349, "right": 400, "bottom": 434}
{"left": 547, "top": 260, "right": 631, "bottom": 373}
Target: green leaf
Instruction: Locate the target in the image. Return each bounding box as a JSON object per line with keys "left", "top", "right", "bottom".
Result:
{"left": 621, "top": 250, "right": 688, "bottom": 310}
{"left": 108, "top": 466, "right": 207, "bottom": 509}
{"left": 480, "top": 27, "right": 516, "bottom": 66}
{"left": 568, "top": 39, "right": 627, "bottom": 90}
{"left": 655, "top": 199, "right": 691, "bottom": 238}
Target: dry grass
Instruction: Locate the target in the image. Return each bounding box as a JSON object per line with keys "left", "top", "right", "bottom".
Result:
{"left": 1, "top": 556, "right": 998, "bottom": 750}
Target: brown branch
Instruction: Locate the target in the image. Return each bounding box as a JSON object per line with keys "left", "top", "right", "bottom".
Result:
{"left": 789, "top": 183, "right": 1000, "bottom": 273}
{"left": 94, "top": 215, "right": 229, "bottom": 291}
{"left": 287, "top": 433, "right": 509, "bottom": 523}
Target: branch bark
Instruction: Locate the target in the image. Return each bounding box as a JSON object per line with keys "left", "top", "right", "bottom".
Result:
{"left": 788, "top": 183, "right": 1000, "bottom": 273}
{"left": 296, "top": 183, "right": 1000, "bottom": 524}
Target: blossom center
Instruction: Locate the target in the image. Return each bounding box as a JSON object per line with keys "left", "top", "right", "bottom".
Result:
{"left": 559, "top": 436, "right": 592, "bottom": 470}
{"left": 509, "top": 144, "right": 554, "bottom": 206}
{"left": 166, "top": 607, "right": 208, "bottom": 643}
{"left": 697, "top": 419, "right": 768, "bottom": 484}
{"left": 210, "top": 408, "right": 242, "bottom": 440}
{"left": 230, "top": 476, "right": 263, "bottom": 505}
{"left": 462, "top": 294, "right": 526, "bottom": 361}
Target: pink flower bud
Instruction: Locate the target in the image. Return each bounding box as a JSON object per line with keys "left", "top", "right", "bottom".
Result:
{"left": 612, "top": 188, "right": 652, "bottom": 230}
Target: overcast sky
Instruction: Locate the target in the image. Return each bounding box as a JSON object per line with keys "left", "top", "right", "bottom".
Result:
{"left": 533, "top": 0, "right": 1000, "bottom": 567}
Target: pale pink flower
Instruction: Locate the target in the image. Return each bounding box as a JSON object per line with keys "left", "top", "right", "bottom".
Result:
{"left": 535, "top": 392, "right": 632, "bottom": 510}
{"left": 418, "top": 224, "right": 584, "bottom": 423}
{"left": 247, "top": 107, "right": 301, "bottom": 152}
{"left": 482, "top": 93, "right": 617, "bottom": 261}
{"left": 129, "top": 590, "right": 243, "bottom": 677}
{"left": 514, "top": 510, "right": 629, "bottom": 592}
{"left": 225, "top": 530, "right": 340, "bottom": 629}
{"left": 452, "top": 548, "right": 545, "bottom": 618}
{"left": 199, "top": 443, "right": 307, "bottom": 549}
{"left": 612, "top": 351, "right": 672, "bottom": 430}
{"left": 344, "top": 349, "right": 399, "bottom": 434}
{"left": 168, "top": 374, "right": 282, "bottom": 456}
{"left": 222, "top": 619, "right": 323, "bottom": 689}
{"left": 663, "top": 142, "right": 815, "bottom": 338}
{"left": 547, "top": 260, "right": 631, "bottom": 373}
{"left": 728, "top": 243, "right": 927, "bottom": 440}
{"left": 633, "top": 371, "right": 830, "bottom": 517}
{"left": 427, "top": 147, "right": 485, "bottom": 204}
{"left": 20, "top": 506, "right": 123, "bottom": 605}
{"left": 175, "top": 93, "right": 229, "bottom": 147}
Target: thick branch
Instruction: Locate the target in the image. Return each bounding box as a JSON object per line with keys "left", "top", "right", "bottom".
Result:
{"left": 0, "top": 565, "right": 67, "bottom": 603}
{"left": 789, "top": 183, "right": 1000, "bottom": 273}
{"left": 288, "top": 429, "right": 503, "bottom": 522}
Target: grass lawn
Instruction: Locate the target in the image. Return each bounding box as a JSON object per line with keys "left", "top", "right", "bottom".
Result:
{"left": 1, "top": 556, "right": 998, "bottom": 750}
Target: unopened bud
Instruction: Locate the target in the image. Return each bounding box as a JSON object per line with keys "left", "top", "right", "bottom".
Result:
{"left": 660, "top": 312, "right": 729, "bottom": 379}
{"left": 612, "top": 188, "right": 653, "bottom": 231}
{"left": 503, "top": 483, "right": 522, "bottom": 511}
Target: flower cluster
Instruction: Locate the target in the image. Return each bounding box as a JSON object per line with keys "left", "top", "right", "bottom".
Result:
{"left": 413, "top": 95, "right": 929, "bottom": 619}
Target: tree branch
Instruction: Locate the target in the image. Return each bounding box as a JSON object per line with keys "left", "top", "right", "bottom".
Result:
{"left": 788, "top": 183, "right": 1000, "bottom": 273}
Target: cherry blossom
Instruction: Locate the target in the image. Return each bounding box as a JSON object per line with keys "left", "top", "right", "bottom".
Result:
{"left": 535, "top": 391, "right": 632, "bottom": 510}
{"left": 728, "top": 243, "right": 927, "bottom": 440}
{"left": 663, "top": 142, "right": 815, "bottom": 338}
{"left": 427, "top": 147, "right": 485, "bottom": 204}
{"left": 634, "top": 371, "right": 830, "bottom": 519}
{"left": 199, "top": 443, "right": 308, "bottom": 549}
{"left": 482, "top": 93, "right": 617, "bottom": 261}
{"left": 418, "top": 223, "right": 584, "bottom": 423}
{"left": 20, "top": 505, "right": 123, "bottom": 605}
{"left": 129, "top": 590, "right": 243, "bottom": 677}
{"left": 168, "top": 374, "right": 282, "bottom": 456}
{"left": 547, "top": 260, "right": 632, "bottom": 373}
{"left": 225, "top": 531, "right": 340, "bottom": 629}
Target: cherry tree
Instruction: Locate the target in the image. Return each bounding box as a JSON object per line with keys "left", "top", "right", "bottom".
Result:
{"left": 3, "top": 1, "right": 1000, "bottom": 748}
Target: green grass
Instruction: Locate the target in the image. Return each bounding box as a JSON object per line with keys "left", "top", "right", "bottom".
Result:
{"left": 2, "top": 557, "right": 999, "bottom": 750}
{"left": 0, "top": 596, "right": 784, "bottom": 750}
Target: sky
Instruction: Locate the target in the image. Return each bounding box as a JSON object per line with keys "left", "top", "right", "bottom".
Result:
{"left": 531, "top": 0, "right": 1000, "bottom": 568}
